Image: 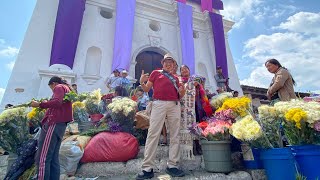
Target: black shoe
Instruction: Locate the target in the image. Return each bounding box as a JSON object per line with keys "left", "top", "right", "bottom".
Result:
{"left": 165, "top": 167, "right": 185, "bottom": 177}
{"left": 136, "top": 169, "right": 154, "bottom": 180}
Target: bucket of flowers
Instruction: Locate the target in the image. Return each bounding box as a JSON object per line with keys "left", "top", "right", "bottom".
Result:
{"left": 189, "top": 118, "right": 232, "bottom": 173}
{"left": 272, "top": 100, "right": 320, "bottom": 179}
{"left": 84, "top": 89, "right": 104, "bottom": 122}
{"left": 72, "top": 101, "right": 91, "bottom": 133}
{"left": 107, "top": 97, "right": 137, "bottom": 134}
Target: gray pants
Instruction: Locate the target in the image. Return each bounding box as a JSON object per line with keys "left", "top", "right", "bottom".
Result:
{"left": 35, "top": 122, "right": 67, "bottom": 180}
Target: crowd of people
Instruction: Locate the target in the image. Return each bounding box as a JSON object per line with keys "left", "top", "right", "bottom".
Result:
{"left": 2, "top": 55, "right": 297, "bottom": 179}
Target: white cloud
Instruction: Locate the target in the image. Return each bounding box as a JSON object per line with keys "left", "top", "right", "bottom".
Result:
{"left": 221, "top": 1, "right": 298, "bottom": 29}
{"left": 0, "top": 39, "right": 19, "bottom": 57}
{"left": 277, "top": 12, "right": 320, "bottom": 35}
{"left": 220, "top": 0, "right": 261, "bottom": 27}
{"left": 0, "top": 88, "right": 5, "bottom": 103}
{"left": 0, "top": 46, "right": 19, "bottom": 57}
{"left": 6, "top": 61, "right": 15, "bottom": 70}
{"left": 240, "top": 12, "right": 320, "bottom": 92}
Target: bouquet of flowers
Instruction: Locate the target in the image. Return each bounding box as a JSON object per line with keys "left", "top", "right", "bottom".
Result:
{"left": 258, "top": 105, "right": 283, "bottom": 148}
{"left": 230, "top": 115, "right": 272, "bottom": 148}
{"left": 27, "top": 107, "right": 46, "bottom": 128}
{"left": 107, "top": 97, "right": 137, "bottom": 133}
{"left": 272, "top": 100, "right": 320, "bottom": 145}
{"left": 0, "top": 107, "right": 30, "bottom": 153}
{"left": 84, "top": 89, "right": 103, "bottom": 115}
{"left": 189, "top": 119, "right": 232, "bottom": 141}
{"left": 64, "top": 91, "right": 89, "bottom": 102}
{"left": 216, "top": 96, "right": 251, "bottom": 118}
{"left": 72, "top": 101, "right": 89, "bottom": 122}
{"left": 210, "top": 92, "right": 233, "bottom": 109}
{"left": 107, "top": 97, "right": 137, "bottom": 117}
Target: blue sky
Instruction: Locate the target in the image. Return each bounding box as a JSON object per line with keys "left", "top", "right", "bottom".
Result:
{"left": 0, "top": 0, "right": 319, "bottom": 102}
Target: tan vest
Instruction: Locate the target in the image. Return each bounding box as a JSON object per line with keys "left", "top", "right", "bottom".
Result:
{"left": 268, "top": 68, "right": 296, "bottom": 101}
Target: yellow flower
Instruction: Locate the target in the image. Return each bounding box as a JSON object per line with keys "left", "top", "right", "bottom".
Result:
{"left": 230, "top": 115, "right": 262, "bottom": 141}
{"left": 72, "top": 101, "right": 85, "bottom": 109}
{"left": 27, "top": 108, "right": 37, "bottom": 120}
{"left": 284, "top": 108, "right": 307, "bottom": 129}
{"left": 217, "top": 97, "right": 251, "bottom": 117}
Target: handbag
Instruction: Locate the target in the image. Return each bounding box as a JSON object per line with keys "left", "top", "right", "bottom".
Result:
{"left": 134, "top": 101, "right": 152, "bottom": 130}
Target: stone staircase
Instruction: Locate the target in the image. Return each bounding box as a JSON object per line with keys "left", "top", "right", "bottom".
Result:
{"left": 0, "top": 146, "right": 266, "bottom": 179}
{"left": 75, "top": 146, "right": 267, "bottom": 180}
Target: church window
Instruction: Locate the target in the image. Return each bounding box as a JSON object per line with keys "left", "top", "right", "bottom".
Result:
{"left": 84, "top": 46, "right": 102, "bottom": 76}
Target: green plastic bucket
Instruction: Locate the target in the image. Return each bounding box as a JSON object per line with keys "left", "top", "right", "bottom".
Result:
{"left": 201, "top": 140, "right": 232, "bottom": 173}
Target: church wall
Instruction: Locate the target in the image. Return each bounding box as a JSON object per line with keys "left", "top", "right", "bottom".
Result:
{"left": 1, "top": 0, "right": 242, "bottom": 108}
{"left": 72, "top": 1, "right": 116, "bottom": 94}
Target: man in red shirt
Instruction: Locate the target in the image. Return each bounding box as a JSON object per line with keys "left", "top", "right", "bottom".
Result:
{"left": 31, "top": 76, "right": 72, "bottom": 180}
{"left": 136, "top": 54, "right": 186, "bottom": 179}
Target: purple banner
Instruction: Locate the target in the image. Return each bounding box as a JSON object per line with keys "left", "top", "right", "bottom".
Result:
{"left": 112, "top": 0, "right": 136, "bottom": 71}
{"left": 176, "top": 0, "right": 187, "bottom": 3}
{"left": 178, "top": 2, "right": 195, "bottom": 75}
{"left": 189, "top": 0, "right": 223, "bottom": 10}
{"left": 209, "top": 12, "right": 228, "bottom": 78}
{"left": 50, "top": 0, "right": 86, "bottom": 68}
{"left": 201, "top": 0, "right": 212, "bottom": 12}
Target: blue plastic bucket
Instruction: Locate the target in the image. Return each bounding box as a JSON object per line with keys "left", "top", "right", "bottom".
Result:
{"left": 243, "top": 148, "right": 263, "bottom": 169}
{"left": 241, "top": 144, "right": 263, "bottom": 169}
{"left": 260, "top": 148, "right": 298, "bottom": 180}
{"left": 291, "top": 145, "right": 320, "bottom": 179}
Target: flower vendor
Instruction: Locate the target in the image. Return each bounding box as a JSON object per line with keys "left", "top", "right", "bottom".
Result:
{"left": 265, "top": 59, "right": 296, "bottom": 102}
{"left": 136, "top": 54, "right": 186, "bottom": 179}
{"left": 30, "top": 76, "right": 73, "bottom": 180}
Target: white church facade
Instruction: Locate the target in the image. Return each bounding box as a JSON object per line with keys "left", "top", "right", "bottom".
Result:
{"left": 1, "top": 0, "right": 241, "bottom": 107}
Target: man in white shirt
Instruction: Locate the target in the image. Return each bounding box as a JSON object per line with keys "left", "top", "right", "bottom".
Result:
{"left": 105, "top": 69, "right": 122, "bottom": 92}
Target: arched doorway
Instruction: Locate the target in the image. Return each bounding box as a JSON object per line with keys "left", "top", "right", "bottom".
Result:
{"left": 135, "top": 51, "right": 164, "bottom": 81}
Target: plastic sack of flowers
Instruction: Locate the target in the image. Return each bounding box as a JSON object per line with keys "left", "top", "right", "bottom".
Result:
{"left": 0, "top": 107, "right": 30, "bottom": 154}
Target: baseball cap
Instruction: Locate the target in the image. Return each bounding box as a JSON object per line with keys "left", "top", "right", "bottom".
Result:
{"left": 161, "top": 53, "right": 177, "bottom": 64}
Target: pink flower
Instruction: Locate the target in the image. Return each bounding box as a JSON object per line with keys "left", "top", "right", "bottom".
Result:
{"left": 314, "top": 120, "right": 320, "bottom": 132}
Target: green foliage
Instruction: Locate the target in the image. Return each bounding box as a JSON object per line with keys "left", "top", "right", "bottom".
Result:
{"left": 0, "top": 107, "right": 31, "bottom": 153}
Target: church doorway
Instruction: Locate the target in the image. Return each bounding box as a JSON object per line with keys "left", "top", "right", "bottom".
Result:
{"left": 135, "top": 51, "right": 164, "bottom": 82}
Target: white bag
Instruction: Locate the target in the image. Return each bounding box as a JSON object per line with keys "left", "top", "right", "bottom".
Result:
{"left": 59, "top": 141, "right": 84, "bottom": 176}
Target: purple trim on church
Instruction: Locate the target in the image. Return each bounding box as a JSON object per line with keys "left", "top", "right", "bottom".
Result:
{"left": 209, "top": 12, "right": 228, "bottom": 78}
{"left": 50, "top": 0, "right": 86, "bottom": 68}
{"left": 189, "top": 0, "right": 223, "bottom": 10}
{"left": 111, "top": 0, "right": 136, "bottom": 71}
{"left": 178, "top": 2, "right": 195, "bottom": 74}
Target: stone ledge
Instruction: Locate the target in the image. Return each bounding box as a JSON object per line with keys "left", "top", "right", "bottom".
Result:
{"left": 76, "top": 156, "right": 203, "bottom": 177}
{"left": 76, "top": 170, "right": 253, "bottom": 180}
